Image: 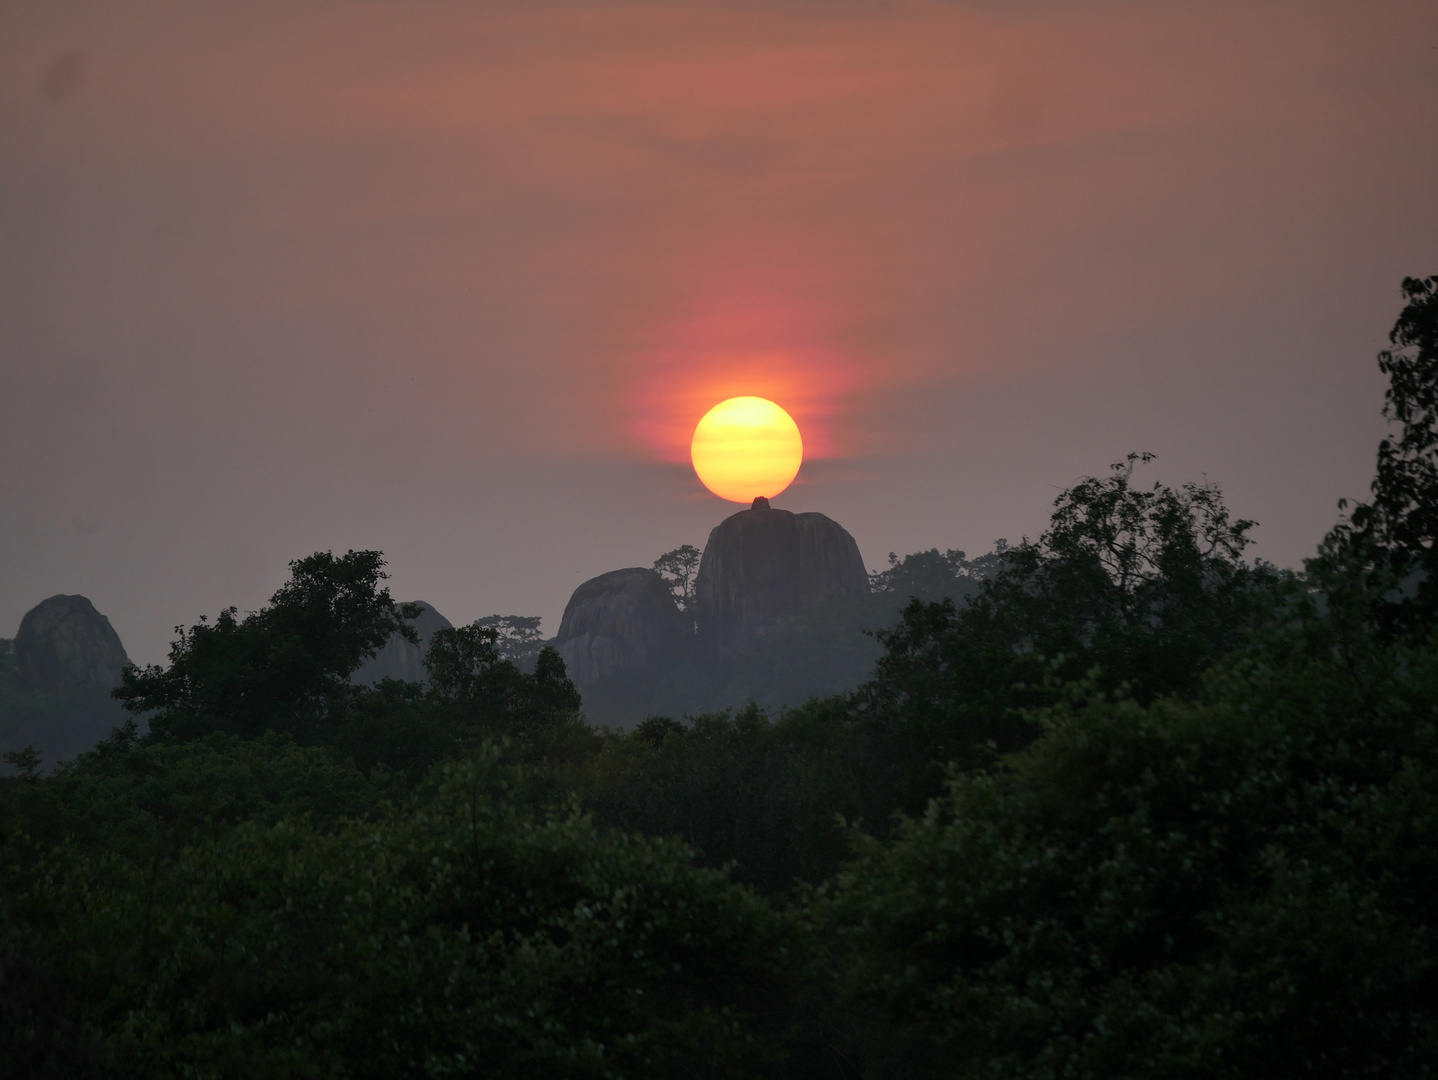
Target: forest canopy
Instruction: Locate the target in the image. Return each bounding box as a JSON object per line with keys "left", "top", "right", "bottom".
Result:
{"left": 3, "top": 278, "right": 1437, "bottom": 1078}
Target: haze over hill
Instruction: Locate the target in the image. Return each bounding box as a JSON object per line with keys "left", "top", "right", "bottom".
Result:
{"left": 1, "top": 494, "right": 1006, "bottom": 760}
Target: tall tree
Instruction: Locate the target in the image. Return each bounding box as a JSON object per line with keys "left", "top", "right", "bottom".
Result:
{"left": 859, "top": 455, "right": 1274, "bottom": 771}
{"left": 1318, "top": 275, "right": 1438, "bottom": 634}
{"left": 424, "top": 624, "right": 581, "bottom": 736}
{"left": 653, "top": 544, "right": 702, "bottom": 613}
{"left": 115, "top": 551, "right": 418, "bottom": 741}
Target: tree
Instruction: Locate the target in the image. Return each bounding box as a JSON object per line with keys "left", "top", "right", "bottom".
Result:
{"left": 424, "top": 625, "right": 581, "bottom": 741}
{"left": 1317, "top": 275, "right": 1438, "bottom": 635}
{"left": 824, "top": 599, "right": 1438, "bottom": 1078}
{"left": 425, "top": 624, "right": 523, "bottom": 705}
{"left": 2, "top": 745, "right": 41, "bottom": 780}
{"left": 868, "top": 545, "right": 1008, "bottom": 604}
{"left": 470, "top": 614, "right": 545, "bottom": 664}
{"left": 115, "top": 551, "right": 419, "bottom": 742}
{"left": 653, "top": 544, "right": 702, "bottom": 613}
{"left": 858, "top": 455, "right": 1275, "bottom": 772}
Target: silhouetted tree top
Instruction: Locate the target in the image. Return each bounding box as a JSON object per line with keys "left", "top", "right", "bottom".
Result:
{"left": 114, "top": 550, "right": 418, "bottom": 741}
{"left": 868, "top": 544, "right": 1008, "bottom": 604}
{"left": 860, "top": 454, "right": 1273, "bottom": 764}
{"left": 1321, "top": 275, "right": 1438, "bottom": 634}
{"left": 652, "top": 544, "right": 702, "bottom": 613}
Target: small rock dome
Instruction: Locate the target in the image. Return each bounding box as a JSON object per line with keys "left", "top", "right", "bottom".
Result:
{"left": 554, "top": 568, "right": 688, "bottom": 686}
{"left": 14, "top": 594, "right": 132, "bottom": 693}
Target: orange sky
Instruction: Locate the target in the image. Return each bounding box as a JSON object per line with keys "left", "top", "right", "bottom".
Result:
{"left": 2, "top": 1, "right": 1435, "bottom": 661}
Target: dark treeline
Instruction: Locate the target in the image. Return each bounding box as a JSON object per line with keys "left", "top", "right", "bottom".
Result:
{"left": 3, "top": 277, "right": 1438, "bottom": 1077}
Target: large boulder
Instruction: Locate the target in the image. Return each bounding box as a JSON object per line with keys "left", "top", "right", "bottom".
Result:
{"left": 554, "top": 568, "right": 688, "bottom": 686}
{"left": 352, "top": 601, "right": 453, "bottom": 685}
{"left": 14, "top": 594, "right": 132, "bottom": 693}
{"left": 695, "top": 497, "right": 867, "bottom": 648}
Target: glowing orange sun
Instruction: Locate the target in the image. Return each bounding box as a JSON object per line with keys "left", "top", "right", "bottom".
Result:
{"left": 690, "top": 397, "right": 804, "bottom": 503}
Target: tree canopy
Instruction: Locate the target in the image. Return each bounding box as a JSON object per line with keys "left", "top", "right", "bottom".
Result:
{"left": 653, "top": 544, "right": 703, "bottom": 613}
{"left": 114, "top": 550, "right": 418, "bottom": 742}
{"left": 857, "top": 454, "right": 1277, "bottom": 779}
{"left": 1318, "top": 275, "right": 1438, "bottom": 635}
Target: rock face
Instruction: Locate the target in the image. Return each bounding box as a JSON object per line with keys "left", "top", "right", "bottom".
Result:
{"left": 14, "top": 595, "right": 132, "bottom": 693}
{"left": 554, "top": 568, "right": 688, "bottom": 686}
{"left": 352, "top": 602, "right": 453, "bottom": 686}
{"left": 695, "top": 497, "right": 867, "bottom": 648}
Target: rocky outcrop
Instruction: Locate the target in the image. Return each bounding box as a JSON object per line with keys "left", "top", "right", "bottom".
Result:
{"left": 352, "top": 601, "right": 453, "bottom": 685}
{"left": 554, "top": 568, "right": 688, "bottom": 686}
{"left": 695, "top": 497, "right": 867, "bottom": 648}
{"left": 14, "top": 594, "right": 132, "bottom": 693}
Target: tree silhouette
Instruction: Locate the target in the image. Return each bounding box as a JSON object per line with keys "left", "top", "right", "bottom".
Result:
{"left": 652, "top": 544, "right": 702, "bottom": 613}
{"left": 1320, "top": 275, "right": 1438, "bottom": 634}
{"left": 115, "top": 550, "right": 418, "bottom": 741}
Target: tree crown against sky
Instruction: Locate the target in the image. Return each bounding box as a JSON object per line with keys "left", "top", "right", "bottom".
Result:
{"left": 469, "top": 614, "right": 545, "bottom": 664}
{"left": 856, "top": 453, "right": 1278, "bottom": 772}
{"left": 113, "top": 550, "right": 417, "bottom": 742}
{"left": 653, "top": 544, "right": 703, "bottom": 614}
{"left": 1317, "top": 275, "right": 1438, "bottom": 635}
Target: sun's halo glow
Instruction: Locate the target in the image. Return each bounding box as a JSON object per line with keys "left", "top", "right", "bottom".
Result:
{"left": 690, "top": 397, "right": 803, "bottom": 503}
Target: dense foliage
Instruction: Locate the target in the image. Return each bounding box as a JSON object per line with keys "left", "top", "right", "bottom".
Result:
{"left": 115, "top": 550, "right": 421, "bottom": 743}
{"left": 3, "top": 280, "right": 1436, "bottom": 1077}
{"left": 3, "top": 744, "right": 794, "bottom": 1078}
{"left": 823, "top": 608, "right": 1438, "bottom": 1077}
{"left": 860, "top": 454, "right": 1277, "bottom": 753}
{"left": 1315, "top": 275, "right": 1438, "bottom": 636}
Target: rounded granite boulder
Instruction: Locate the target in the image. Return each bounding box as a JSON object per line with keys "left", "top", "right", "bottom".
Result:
{"left": 14, "top": 594, "right": 132, "bottom": 694}
{"left": 694, "top": 497, "right": 867, "bottom": 648}
{"left": 554, "top": 568, "right": 688, "bottom": 686}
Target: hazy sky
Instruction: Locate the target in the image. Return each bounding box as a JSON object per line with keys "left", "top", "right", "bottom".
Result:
{"left": 3, "top": 0, "right": 1436, "bottom": 664}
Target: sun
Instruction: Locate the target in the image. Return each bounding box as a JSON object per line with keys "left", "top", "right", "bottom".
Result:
{"left": 690, "top": 397, "right": 804, "bottom": 503}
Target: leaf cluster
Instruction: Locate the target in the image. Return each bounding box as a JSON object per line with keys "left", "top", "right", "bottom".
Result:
{"left": 1317, "top": 276, "right": 1438, "bottom": 635}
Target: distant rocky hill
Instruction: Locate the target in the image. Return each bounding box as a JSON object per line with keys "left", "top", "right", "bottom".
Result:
{"left": 2, "top": 594, "right": 133, "bottom": 771}
{"left": 352, "top": 602, "right": 453, "bottom": 686}
{"left": 552, "top": 498, "right": 884, "bottom": 727}
{"left": 15, "top": 594, "right": 132, "bottom": 694}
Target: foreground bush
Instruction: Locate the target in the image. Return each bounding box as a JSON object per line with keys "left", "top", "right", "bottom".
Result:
{"left": 821, "top": 606, "right": 1438, "bottom": 1078}
{"left": 2, "top": 745, "right": 796, "bottom": 1079}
